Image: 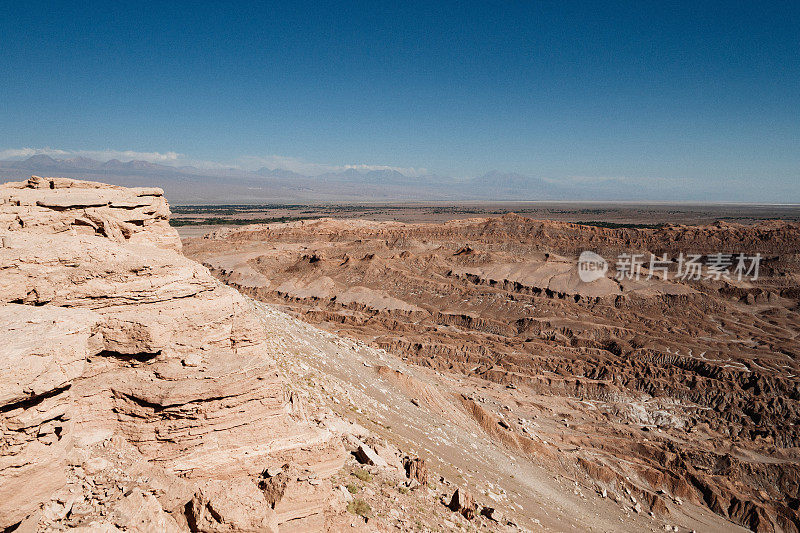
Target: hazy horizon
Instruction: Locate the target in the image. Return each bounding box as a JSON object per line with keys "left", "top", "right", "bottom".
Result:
{"left": 3, "top": 152, "right": 799, "bottom": 204}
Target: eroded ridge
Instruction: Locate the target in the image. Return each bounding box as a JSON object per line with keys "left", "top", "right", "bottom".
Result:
{"left": 185, "top": 214, "right": 800, "bottom": 532}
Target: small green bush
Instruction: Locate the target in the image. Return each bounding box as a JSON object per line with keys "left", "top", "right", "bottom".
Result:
{"left": 347, "top": 498, "right": 371, "bottom": 517}
{"left": 347, "top": 483, "right": 359, "bottom": 494}
{"left": 352, "top": 468, "right": 372, "bottom": 482}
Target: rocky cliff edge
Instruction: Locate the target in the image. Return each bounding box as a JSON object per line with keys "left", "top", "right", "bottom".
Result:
{"left": 0, "top": 177, "right": 347, "bottom": 531}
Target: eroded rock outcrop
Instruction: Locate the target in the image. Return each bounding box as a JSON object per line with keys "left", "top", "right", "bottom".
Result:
{"left": 0, "top": 177, "right": 345, "bottom": 530}
{"left": 185, "top": 213, "right": 800, "bottom": 533}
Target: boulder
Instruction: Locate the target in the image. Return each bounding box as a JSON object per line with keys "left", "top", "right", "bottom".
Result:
{"left": 403, "top": 457, "right": 429, "bottom": 485}
{"left": 480, "top": 506, "right": 504, "bottom": 522}
{"left": 448, "top": 488, "right": 477, "bottom": 520}
{"left": 108, "top": 488, "right": 182, "bottom": 533}
{"left": 188, "top": 480, "right": 278, "bottom": 533}
{"left": 348, "top": 435, "right": 388, "bottom": 467}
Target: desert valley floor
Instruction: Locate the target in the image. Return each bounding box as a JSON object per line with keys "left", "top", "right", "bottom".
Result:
{"left": 179, "top": 202, "right": 800, "bottom": 532}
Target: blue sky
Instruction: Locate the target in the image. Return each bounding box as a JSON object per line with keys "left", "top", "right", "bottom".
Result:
{"left": 1, "top": 1, "right": 798, "bottom": 196}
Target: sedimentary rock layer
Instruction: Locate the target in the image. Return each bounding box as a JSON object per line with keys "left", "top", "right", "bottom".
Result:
{"left": 0, "top": 177, "right": 345, "bottom": 530}
{"left": 186, "top": 214, "right": 800, "bottom": 533}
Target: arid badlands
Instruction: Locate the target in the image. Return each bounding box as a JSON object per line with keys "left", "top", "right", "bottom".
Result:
{"left": 2, "top": 176, "right": 800, "bottom": 533}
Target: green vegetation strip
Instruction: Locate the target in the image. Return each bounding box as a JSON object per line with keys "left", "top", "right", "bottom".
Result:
{"left": 169, "top": 216, "right": 318, "bottom": 226}
{"left": 574, "top": 220, "right": 665, "bottom": 229}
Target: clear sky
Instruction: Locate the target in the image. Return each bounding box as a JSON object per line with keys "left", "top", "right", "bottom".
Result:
{"left": 1, "top": 1, "right": 798, "bottom": 195}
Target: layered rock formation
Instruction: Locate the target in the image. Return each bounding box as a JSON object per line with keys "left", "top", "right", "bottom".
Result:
{"left": 186, "top": 214, "right": 800, "bottom": 533}
{"left": 0, "top": 177, "right": 345, "bottom": 531}
{"left": 5, "top": 176, "right": 799, "bottom": 531}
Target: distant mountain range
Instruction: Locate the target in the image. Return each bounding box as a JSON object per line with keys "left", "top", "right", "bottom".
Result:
{"left": 0, "top": 155, "right": 772, "bottom": 203}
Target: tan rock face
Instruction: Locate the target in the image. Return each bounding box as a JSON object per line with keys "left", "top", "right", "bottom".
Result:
{"left": 0, "top": 304, "right": 101, "bottom": 527}
{"left": 1, "top": 175, "right": 180, "bottom": 250}
{"left": 188, "top": 479, "right": 279, "bottom": 533}
{"left": 0, "top": 177, "right": 345, "bottom": 530}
